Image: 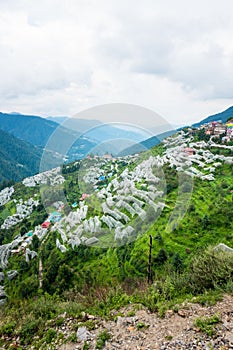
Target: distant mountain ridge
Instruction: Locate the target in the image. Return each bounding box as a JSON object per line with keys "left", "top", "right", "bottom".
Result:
{"left": 0, "top": 112, "right": 98, "bottom": 162}
{"left": 0, "top": 112, "right": 61, "bottom": 147}
{"left": 118, "top": 130, "right": 175, "bottom": 156}
{"left": 193, "top": 106, "right": 233, "bottom": 128}
{"left": 47, "top": 116, "right": 151, "bottom": 143}
{"left": 0, "top": 112, "right": 152, "bottom": 183}
{"left": 0, "top": 113, "right": 99, "bottom": 183}
{"left": 0, "top": 111, "right": 150, "bottom": 149}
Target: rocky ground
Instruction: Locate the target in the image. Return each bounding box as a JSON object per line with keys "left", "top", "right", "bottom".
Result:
{"left": 3, "top": 295, "right": 233, "bottom": 349}
{"left": 57, "top": 295, "right": 233, "bottom": 350}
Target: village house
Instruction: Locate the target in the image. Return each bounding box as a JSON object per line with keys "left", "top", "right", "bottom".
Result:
{"left": 182, "top": 147, "right": 195, "bottom": 156}
{"left": 48, "top": 212, "right": 62, "bottom": 223}
{"left": 41, "top": 221, "right": 50, "bottom": 229}
{"left": 103, "top": 153, "right": 113, "bottom": 160}
{"left": 80, "top": 193, "right": 90, "bottom": 201}
{"left": 213, "top": 122, "right": 226, "bottom": 136}
{"left": 226, "top": 119, "right": 233, "bottom": 141}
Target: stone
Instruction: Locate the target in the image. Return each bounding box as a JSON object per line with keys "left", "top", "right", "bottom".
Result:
{"left": 226, "top": 331, "right": 233, "bottom": 344}
{"left": 76, "top": 326, "right": 91, "bottom": 342}
{"left": 0, "top": 272, "right": 4, "bottom": 283}
{"left": 178, "top": 310, "right": 187, "bottom": 318}
{"left": 7, "top": 270, "right": 18, "bottom": 281}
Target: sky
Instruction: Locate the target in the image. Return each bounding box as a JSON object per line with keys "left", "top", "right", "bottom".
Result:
{"left": 0, "top": 0, "right": 233, "bottom": 127}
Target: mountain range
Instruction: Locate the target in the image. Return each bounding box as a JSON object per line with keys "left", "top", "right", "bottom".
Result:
{"left": 0, "top": 106, "right": 232, "bottom": 183}
{"left": 193, "top": 106, "right": 233, "bottom": 127}
{"left": 0, "top": 112, "right": 154, "bottom": 183}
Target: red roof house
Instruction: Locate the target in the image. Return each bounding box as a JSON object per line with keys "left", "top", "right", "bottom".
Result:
{"left": 183, "top": 148, "right": 195, "bottom": 156}
{"left": 80, "top": 193, "right": 90, "bottom": 201}
{"left": 41, "top": 221, "right": 51, "bottom": 229}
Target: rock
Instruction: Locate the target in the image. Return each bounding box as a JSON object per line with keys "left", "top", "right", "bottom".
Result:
{"left": 87, "top": 314, "right": 95, "bottom": 320}
{"left": 214, "top": 243, "right": 233, "bottom": 253}
{"left": 0, "top": 286, "right": 7, "bottom": 298}
{"left": 165, "top": 310, "right": 173, "bottom": 318}
{"left": 76, "top": 326, "right": 91, "bottom": 342}
{"left": 117, "top": 316, "right": 138, "bottom": 327}
{"left": 7, "top": 270, "right": 18, "bottom": 281}
{"left": 0, "top": 272, "right": 4, "bottom": 283}
{"left": 177, "top": 310, "right": 187, "bottom": 318}
{"left": 226, "top": 331, "right": 233, "bottom": 344}
{"left": 81, "top": 311, "right": 88, "bottom": 321}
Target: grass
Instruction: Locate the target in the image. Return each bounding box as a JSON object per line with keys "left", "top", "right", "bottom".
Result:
{"left": 96, "top": 330, "right": 111, "bottom": 349}
{"left": 136, "top": 322, "right": 149, "bottom": 330}
{"left": 74, "top": 320, "right": 96, "bottom": 331}
{"left": 194, "top": 314, "right": 221, "bottom": 336}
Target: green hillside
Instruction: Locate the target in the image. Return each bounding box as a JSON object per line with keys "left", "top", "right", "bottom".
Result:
{"left": 0, "top": 129, "right": 63, "bottom": 185}
{"left": 0, "top": 130, "right": 232, "bottom": 348}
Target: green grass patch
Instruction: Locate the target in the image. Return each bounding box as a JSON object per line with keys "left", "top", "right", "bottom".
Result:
{"left": 194, "top": 314, "right": 221, "bottom": 336}
{"left": 96, "top": 330, "right": 111, "bottom": 349}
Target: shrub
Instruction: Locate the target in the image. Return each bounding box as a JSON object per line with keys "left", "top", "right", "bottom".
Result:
{"left": 136, "top": 322, "right": 149, "bottom": 330}
{"left": 28, "top": 294, "right": 60, "bottom": 320}
{"left": 19, "top": 275, "right": 38, "bottom": 298}
{"left": 83, "top": 342, "right": 90, "bottom": 350}
{"left": 194, "top": 314, "right": 221, "bottom": 336}
{"left": 68, "top": 332, "right": 77, "bottom": 343}
{"left": 55, "top": 317, "right": 64, "bottom": 327}
{"left": 20, "top": 318, "right": 42, "bottom": 344}
{"left": 154, "top": 248, "right": 168, "bottom": 266}
{"left": 45, "top": 328, "right": 56, "bottom": 343}
{"left": 0, "top": 321, "right": 16, "bottom": 336}
{"left": 96, "top": 330, "right": 111, "bottom": 349}
{"left": 137, "top": 286, "right": 159, "bottom": 312}
{"left": 171, "top": 253, "right": 183, "bottom": 272}
{"left": 74, "top": 320, "right": 96, "bottom": 331}
{"left": 189, "top": 247, "right": 233, "bottom": 293}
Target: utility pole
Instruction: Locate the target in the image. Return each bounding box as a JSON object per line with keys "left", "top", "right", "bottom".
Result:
{"left": 147, "top": 235, "right": 153, "bottom": 284}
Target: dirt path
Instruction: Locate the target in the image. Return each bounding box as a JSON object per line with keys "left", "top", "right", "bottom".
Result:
{"left": 39, "top": 257, "right": 43, "bottom": 288}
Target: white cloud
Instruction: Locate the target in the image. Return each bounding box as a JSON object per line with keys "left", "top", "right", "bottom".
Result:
{"left": 0, "top": 0, "right": 233, "bottom": 126}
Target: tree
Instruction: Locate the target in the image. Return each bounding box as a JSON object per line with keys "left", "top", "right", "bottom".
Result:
{"left": 31, "top": 235, "right": 40, "bottom": 250}
{"left": 56, "top": 265, "right": 73, "bottom": 291}
{"left": 19, "top": 276, "right": 38, "bottom": 298}
{"left": 172, "top": 252, "right": 183, "bottom": 272}
{"left": 20, "top": 226, "right": 27, "bottom": 235}
{"left": 154, "top": 233, "right": 163, "bottom": 245}
{"left": 154, "top": 248, "right": 168, "bottom": 266}
{"left": 202, "top": 215, "right": 211, "bottom": 229}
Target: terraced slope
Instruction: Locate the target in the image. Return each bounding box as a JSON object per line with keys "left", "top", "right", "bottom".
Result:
{"left": 0, "top": 130, "right": 232, "bottom": 348}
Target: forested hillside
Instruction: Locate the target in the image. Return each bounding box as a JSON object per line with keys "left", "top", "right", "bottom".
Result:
{"left": 0, "top": 129, "right": 42, "bottom": 183}
{"left": 0, "top": 113, "right": 99, "bottom": 182}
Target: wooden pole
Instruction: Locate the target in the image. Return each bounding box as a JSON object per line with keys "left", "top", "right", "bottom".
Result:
{"left": 148, "top": 235, "right": 153, "bottom": 284}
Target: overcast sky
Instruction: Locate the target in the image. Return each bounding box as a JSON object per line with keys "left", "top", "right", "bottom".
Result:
{"left": 0, "top": 0, "right": 233, "bottom": 127}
